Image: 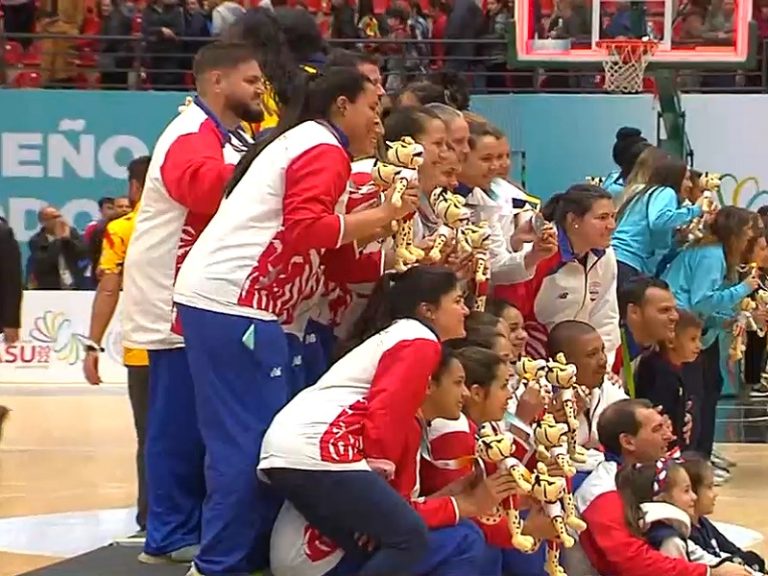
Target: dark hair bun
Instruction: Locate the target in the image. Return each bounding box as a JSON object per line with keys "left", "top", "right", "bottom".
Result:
{"left": 613, "top": 126, "right": 648, "bottom": 171}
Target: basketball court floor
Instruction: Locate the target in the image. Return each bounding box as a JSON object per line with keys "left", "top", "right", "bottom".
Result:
{"left": 0, "top": 385, "right": 767, "bottom": 576}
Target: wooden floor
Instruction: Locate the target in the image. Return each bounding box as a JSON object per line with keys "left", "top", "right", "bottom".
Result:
{"left": 0, "top": 388, "right": 767, "bottom": 576}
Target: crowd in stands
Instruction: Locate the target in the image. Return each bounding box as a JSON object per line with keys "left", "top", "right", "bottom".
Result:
{"left": 2, "top": 4, "right": 768, "bottom": 576}
{"left": 3, "top": 0, "right": 768, "bottom": 90}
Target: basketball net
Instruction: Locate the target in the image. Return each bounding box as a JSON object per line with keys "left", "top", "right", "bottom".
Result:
{"left": 598, "top": 39, "right": 659, "bottom": 94}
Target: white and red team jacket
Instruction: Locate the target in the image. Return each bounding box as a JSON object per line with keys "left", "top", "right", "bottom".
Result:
{"left": 420, "top": 414, "right": 537, "bottom": 549}
{"left": 494, "top": 230, "right": 620, "bottom": 364}
{"left": 261, "top": 318, "right": 453, "bottom": 576}
{"left": 174, "top": 121, "right": 352, "bottom": 328}
{"left": 122, "top": 100, "right": 246, "bottom": 350}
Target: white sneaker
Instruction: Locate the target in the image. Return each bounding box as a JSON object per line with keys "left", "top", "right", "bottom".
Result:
{"left": 713, "top": 467, "right": 731, "bottom": 486}
{"left": 712, "top": 450, "right": 737, "bottom": 469}
{"left": 138, "top": 544, "right": 199, "bottom": 565}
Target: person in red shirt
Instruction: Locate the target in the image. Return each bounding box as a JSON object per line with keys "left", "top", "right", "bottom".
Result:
{"left": 567, "top": 398, "right": 745, "bottom": 576}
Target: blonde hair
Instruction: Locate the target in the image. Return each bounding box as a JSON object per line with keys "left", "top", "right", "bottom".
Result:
{"left": 615, "top": 147, "right": 666, "bottom": 213}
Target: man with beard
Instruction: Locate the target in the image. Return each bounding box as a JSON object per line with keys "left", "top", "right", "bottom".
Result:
{"left": 119, "top": 41, "right": 264, "bottom": 565}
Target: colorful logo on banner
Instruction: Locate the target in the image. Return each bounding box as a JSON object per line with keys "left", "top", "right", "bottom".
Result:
{"left": 718, "top": 174, "right": 768, "bottom": 210}
{"left": 0, "top": 309, "right": 122, "bottom": 368}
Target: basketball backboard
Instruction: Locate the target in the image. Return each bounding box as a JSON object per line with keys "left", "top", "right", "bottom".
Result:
{"left": 509, "top": 0, "right": 756, "bottom": 67}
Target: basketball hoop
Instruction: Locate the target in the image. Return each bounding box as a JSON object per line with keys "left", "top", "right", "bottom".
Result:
{"left": 597, "top": 38, "right": 659, "bottom": 94}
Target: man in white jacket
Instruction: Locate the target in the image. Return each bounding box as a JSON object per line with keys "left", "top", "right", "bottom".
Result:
{"left": 547, "top": 319, "right": 628, "bottom": 470}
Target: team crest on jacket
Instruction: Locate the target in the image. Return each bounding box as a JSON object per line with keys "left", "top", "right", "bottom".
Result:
{"left": 588, "top": 281, "right": 601, "bottom": 301}
{"left": 319, "top": 399, "right": 367, "bottom": 464}
{"left": 303, "top": 524, "right": 340, "bottom": 562}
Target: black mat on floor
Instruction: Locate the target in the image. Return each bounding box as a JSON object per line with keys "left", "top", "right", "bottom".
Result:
{"left": 20, "top": 545, "right": 191, "bottom": 576}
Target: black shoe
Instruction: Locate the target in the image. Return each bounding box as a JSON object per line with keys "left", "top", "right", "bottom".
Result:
{"left": 0, "top": 406, "right": 9, "bottom": 442}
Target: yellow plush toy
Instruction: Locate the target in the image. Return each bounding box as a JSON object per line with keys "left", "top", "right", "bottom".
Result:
{"left": 427, "top": 187, "right": 471, "bottom": 262}
{"left": 545, "top": 353, "right": 588, "bottom": 464}
{"left": 585, "top": 176, "right": 605, "bottom": 186}
{"left": 534, "top": 413, "right": 576, "bottom": 477}
{"left": 529, "top": 461, "right": 588, "bottom": 576}
{"left": 456, "top": 222, "right": 492, "bottom": 311}
{"left": 370, "top": 137, "right": 425, "bottom": 272}
{"left": 178, "top": 96, "right": 194, "bottom": 114}
{"left": 476, "top": 422, "right": 537, "bottom": 553}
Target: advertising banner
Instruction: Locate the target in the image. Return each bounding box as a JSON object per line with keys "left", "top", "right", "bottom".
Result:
{"left": 0, "top": 291, "right": 127, "bottom": 385}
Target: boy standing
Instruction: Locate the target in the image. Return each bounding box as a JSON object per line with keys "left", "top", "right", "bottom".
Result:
{"left": 635, "top": 309, "right": 702, "bottom": 452}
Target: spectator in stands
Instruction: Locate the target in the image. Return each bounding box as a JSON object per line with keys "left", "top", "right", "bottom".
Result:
{"left": 142, "top": 0, "right": 186, "bottom": 90}
{"left": 1, "top": 0, "right": 37, "bottom": 48}
{"left": 566, "top": 398, "right": 720, "bottom": 576}
{"left": 184, "top": 0, "right": 211, "bottom": 50}
{"left": 547, "top": 0, "right": 591, "bottom": 39}
{"left": 330, "top": 0, "right": 357, "bottom": 39}
{"left": 481, "top": 0, "right": 511, "bottom": 91}
{"left": 28, "top": 206, "right": 88, "bottom": 290}
{"left": 98, "top": 0, "right": 134, "bottom": 89}
{"left": 383, "top": 5, "right": 412, "bottom": 91}
{"left": 443, "top": 0, "right": 484, "bottom": 78}
{"left": 38, "top": 0, "right": 86, "bottom": 87}
{"left": 84, "top": 197, "right": 116, "bottom": 242}
{"left": 209, "top": 0, "right": 244, "bottom": 35}
{"left": 429, "top": 0, "right": 449, "bottom": 69}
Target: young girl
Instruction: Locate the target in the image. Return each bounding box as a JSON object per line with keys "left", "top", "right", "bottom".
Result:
{"left": 680, "top": 456, "right": 767, "bottom": 574}
{"left": 486, "top": 298, "right": 528, "bottom": 360}
{"left": 617, "top": 458, "right": 699, "bottom": 559}
{"left": 612, "top": 155, "right": 700, "bottom": 289}
{"left": 662, "top": 207, "right": 759, "bottom": 460}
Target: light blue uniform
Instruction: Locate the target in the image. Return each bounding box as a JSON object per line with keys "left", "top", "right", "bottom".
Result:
{"left": 661, "top": 243, "right": 753, "bottom": 348}
{"left": 612, "top": 186, "right": 702, "bottom": 276}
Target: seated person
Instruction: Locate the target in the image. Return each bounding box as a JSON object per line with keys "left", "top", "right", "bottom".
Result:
{"left": 565, "top": 398, "right": 720, "bottom": 576}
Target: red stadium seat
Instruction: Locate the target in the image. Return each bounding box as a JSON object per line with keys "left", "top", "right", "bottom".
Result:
{"left": 13, "top": 70, "right": 43, "bottom": 88}
{"left": 3, "top": 40, "right": 24, "bottom": 67}
{"left": 22, "top": 41, "right": 43, "bottom": 67}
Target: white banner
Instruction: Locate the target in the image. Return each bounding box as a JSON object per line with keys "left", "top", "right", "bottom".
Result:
{"left": 0, "top": 291, "right": 127, "bottom": 385}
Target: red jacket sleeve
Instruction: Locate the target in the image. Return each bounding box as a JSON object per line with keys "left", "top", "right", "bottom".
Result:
{"left": 411, "top": 496, "right": 459, "bottom": 529}
{"left": 160, "top": 120, "right": 234, "bottom": 215}
{"left": 283, "top": 144, "right": 350, "bottom": 254}
{"left": 363, "top": 338, "right": 442, "bottom": 468}
{"left": 581, "top": 491, "right": 709, "bottom": 576}
{"left": 321, "top": 244, "right": 383, "bottom": 285}
{"left": 493, "top": 250, "right": 559, "bottom": 320}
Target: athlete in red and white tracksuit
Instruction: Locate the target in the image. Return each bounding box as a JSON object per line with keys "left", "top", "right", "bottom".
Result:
{"left": 494, "top": 229, "right": 620, "bottom": 365}
{"left": 173, "top": 120, "right": 358, "bottom": 575}
{"left": 302, "top": 157, "right": 387, "bottom": 388}
{"left": 259, "top": 319, "right": 485, "bottom": 576}
{"left": 122, "top": 96, "right": 248, "bottom": 561}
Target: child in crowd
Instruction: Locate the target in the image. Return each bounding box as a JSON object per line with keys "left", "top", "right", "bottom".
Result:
{"left": 617, "top": 458, "right": 758, "bottom": 575}
{"left": 617, "top": 458, "right": 698, "bottom": 559}
{"left": 680, "top": 456, "right": 767, "bottom": 574}
{"left": 635, "top": 310, "right": 702, "bottom": 452}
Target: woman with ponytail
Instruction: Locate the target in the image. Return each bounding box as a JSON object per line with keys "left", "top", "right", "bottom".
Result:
{"left": 495, "top": 184, "right": 621, "bottom": 363}
{"left": 262, "top": 266, "right": 507, "bottom": 576}
{"left": 662, "top": 206, "right": 759, "bottom": 463}
{"left": 173, "top": 67, "right": 417, "bottom": 576}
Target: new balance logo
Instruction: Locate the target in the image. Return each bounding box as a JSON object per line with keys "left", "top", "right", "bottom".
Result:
{"left": 292, "top": 355, "right": 303, "bottom": 366}
{"left": 270, "top": 367, "right": 283, "bottom": 378}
